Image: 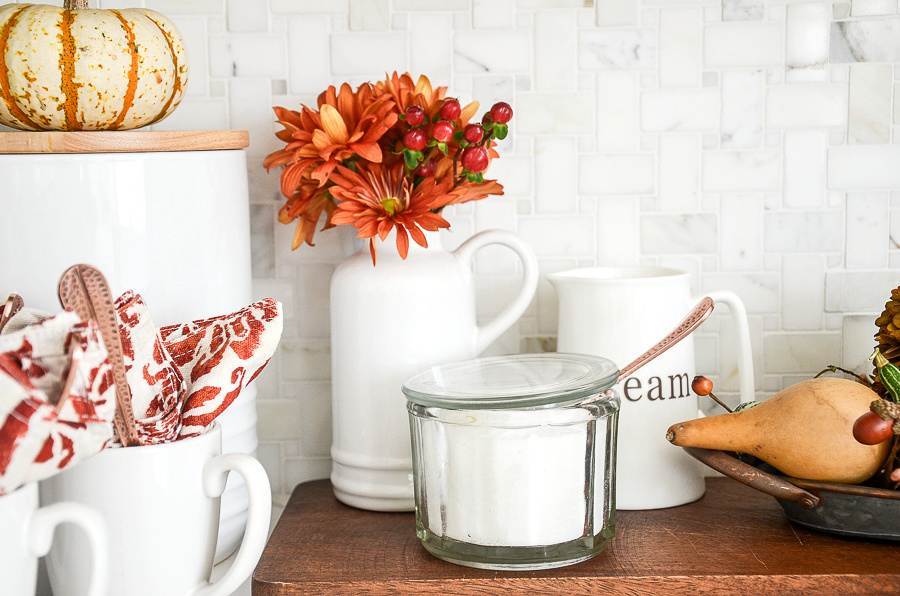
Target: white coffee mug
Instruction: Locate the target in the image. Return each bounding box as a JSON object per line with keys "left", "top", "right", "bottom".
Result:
{"left": 549, "top": 267, "right": 755, "bottom": 510}
{"left": 41, "top": 424, "right": 270, "bottom": 596}
{"left": 0, "top": 482, "right": 107, "bottom": 596}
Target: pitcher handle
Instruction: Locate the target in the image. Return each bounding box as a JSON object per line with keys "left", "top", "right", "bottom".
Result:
{"left": 192, "top": 454, "right": 272, "bottom": 596}
{"left": 454, "top": 230, "right": 539, "bottom": 355}
{"left": 702, "top": 291, "right": 755, "bottom": 405}
{"left": 28, "top": 502, "right": 108, "bottom": 596}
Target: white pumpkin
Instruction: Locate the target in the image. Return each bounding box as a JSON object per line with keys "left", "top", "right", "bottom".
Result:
{"left": 0, "top": 0, "right": 187, "bottom": 131}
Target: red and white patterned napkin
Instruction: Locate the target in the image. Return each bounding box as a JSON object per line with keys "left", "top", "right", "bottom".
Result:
{"left": 0, "top": 290, "right": 283, "bottom": 493}
{"left": 115, "top": 291, "right": 283, "bottom": 443}
{"left": 0, "top": 311, "right": 115, "bottom": 495}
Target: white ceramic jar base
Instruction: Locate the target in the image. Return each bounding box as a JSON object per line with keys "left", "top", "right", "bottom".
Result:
{"left": 330, "top": 460, "right": 414, "bottom": 511}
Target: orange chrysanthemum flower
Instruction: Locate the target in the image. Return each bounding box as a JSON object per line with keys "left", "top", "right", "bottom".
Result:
{"left": 276, "top": 180, "right": 335, "bottom": 250}
{"left": 266, "top": 72, "right": 513, "bottom": 260}
{"left": 329, "top": 163, "right": 453, "bottom": 264}
{"left": 264, "top": 82, "right": 398, "bottom": 247}
{"left": 375, "top": 72, "right": 445, "bottom": 115}
{"left": 265, "top": 82, "right": 396, "bottom": 187}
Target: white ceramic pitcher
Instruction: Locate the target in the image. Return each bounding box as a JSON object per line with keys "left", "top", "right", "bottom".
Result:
{"left": 549, "top": 267, "right": 754, "bottom": 510}
{"left": 330, "top": 229, "right": 539, "bottom": 511}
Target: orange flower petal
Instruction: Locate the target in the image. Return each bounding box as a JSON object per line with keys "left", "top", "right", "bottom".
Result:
{"left": 319, "top": 104, "right": 349, "bottom": 144}
{"left": 414, "top": 75, "right": 432, "bottom": 100}
{"left": 396, "top": 225, "right": 410, "bottom": 259}
{"left": 311, "top": 129, "right": 332, "bottom": 151}
{"left": 460, "top": 101, "right": 479, "bottom": 124}
{"left": 279, "top": 162, "right": 309, "bottom": 196}
{"left": 319, "top": 85, "right": 337, "bottom": 110}
{"left": 408, "top": 224, "right": 427, "bottom": 248}
{"left": 377, "top": 219, "right": 392, "bottom": 240}
{"left": 291, "top": 221, "right": 306, "bottom": 250}
{"left": 337, "top": 82, "right": 356, "bottom": 124}
{"left": 311, "top": 161, "right": 337, "bottom": 186}
{"left": 351, "top": 142, "right": 383, "bottom": 163}
{"left": 358, "top": 219, "right": 380, "bottom": 237}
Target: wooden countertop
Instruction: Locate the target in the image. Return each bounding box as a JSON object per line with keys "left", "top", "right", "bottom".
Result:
{"left": 0, "top": 130, "right": 249, "bottom": 154}
{"left": 253, "top": 478, "right": 900, "bottom": 595}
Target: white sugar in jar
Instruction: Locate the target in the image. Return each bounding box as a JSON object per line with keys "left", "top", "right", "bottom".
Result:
{"left": 404, "top": 354, "right": 620, "bottom": 570}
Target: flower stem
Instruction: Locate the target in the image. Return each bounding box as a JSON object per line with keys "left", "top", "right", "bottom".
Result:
{"left": 813, "top": 365, "right": 871, "bottom": 385}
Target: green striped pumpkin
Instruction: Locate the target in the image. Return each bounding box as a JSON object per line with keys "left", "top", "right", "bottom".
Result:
{"left": 0, "top": 1, "right": 187, "bottom": 131}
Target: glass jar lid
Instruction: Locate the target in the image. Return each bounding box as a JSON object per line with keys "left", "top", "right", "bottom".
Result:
{"left": 402, "top": 353, "right": 619, "bottom": 410}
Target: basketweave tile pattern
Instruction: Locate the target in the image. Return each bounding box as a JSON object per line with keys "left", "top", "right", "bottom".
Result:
{"left": 11, "top": 0, "right": 900, "bottom": 503}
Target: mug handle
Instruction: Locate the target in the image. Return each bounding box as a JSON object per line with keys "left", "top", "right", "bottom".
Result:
{"left": 28, "top": 502, "right": 108, "bottom": 596}
{"left": 193, "top": 453, "right": 272, "bottom": 596}
{"left": 453, "top": 230, "right": 539, "bottom": 355}
{"left": 701, "top": 291, "right": 755, "bottom": 405}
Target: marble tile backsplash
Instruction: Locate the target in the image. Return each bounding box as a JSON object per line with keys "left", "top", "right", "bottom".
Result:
{"left": 13, "top": 0, "right": 900, "bottom": 502}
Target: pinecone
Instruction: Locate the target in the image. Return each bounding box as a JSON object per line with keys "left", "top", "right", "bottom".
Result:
{"left": 873, "top": 286, "right": 900, "bottom": 397}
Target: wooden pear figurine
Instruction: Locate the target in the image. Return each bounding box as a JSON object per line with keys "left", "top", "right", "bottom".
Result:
{"left": 667, "top": 377, "right": 890, "bottom": 484}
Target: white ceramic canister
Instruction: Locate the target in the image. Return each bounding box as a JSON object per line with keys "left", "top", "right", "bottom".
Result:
{"left": 0, "top": 131, "right": 255, "bottom": 561}
{"left": 0, "top": 482, "right": 107, "bottom": 596}
{"left": 549, "top": 267, "right": 755, "bottom": 510}
{"left": 330, "top": 229, "right": 539, "bottom": 511}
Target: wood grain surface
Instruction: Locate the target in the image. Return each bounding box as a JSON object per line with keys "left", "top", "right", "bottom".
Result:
{"left": 0, "top": 130, "right": 249, "bottom": 153}
{"left": 253, "top": 478, "right": 900, "bottom": 595}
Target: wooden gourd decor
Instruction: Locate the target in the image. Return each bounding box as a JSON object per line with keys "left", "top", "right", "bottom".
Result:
{"left": 0, "top": 0, "right": 187, "bottom": 131}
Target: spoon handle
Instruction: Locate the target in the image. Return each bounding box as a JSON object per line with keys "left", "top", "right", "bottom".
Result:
{"left": 58, "top": 264, "right": 139, "bottom": 446}
{"left": 617, "top": 296, "right": 715, "bottom": 382}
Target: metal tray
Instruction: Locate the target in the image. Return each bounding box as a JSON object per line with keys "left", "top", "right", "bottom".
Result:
{"left": 685, "top": 447, "right": 900, "bottom": 542}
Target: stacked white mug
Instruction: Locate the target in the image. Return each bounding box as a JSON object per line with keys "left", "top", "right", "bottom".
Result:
{"left": 0, "top": 482, "right": 106, "bottom": 596}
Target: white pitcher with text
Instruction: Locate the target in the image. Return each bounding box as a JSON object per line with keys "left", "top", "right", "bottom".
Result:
{"left": 549, "top": 267, "right": 755, "bottom": 509}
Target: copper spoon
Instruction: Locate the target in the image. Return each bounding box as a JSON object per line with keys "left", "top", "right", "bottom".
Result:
{"left": 58, "top": 264, "right": 139, "bottom": 446}
{"left": 616, "top": 296, "right": 715, "bottom": 382}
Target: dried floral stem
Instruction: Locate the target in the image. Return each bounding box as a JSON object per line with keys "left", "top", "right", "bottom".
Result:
{"left": 814, "top": 365, "right": 871, "bottom": 385}
{"left": 707, "top": 390, "right": 733, "bottom": 413}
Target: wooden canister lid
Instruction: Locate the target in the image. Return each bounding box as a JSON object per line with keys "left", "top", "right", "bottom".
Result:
{"left": 0, "top": 130, "right": 249, "bottom": 154}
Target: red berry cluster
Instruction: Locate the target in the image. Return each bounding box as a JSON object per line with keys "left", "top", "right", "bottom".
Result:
{"left": 398, "top": 99, "right": 513, "bottom": 183}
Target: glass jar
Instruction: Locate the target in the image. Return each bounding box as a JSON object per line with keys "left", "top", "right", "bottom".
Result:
{"left": 403, "top": 353, "right": 620, "bottom": 570}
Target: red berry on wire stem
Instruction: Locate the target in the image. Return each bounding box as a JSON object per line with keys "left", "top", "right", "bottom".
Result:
{"left": 403, "top": 129, "right": 427, "bottom": 151}
{"left": 414, "top": 160, "right": 435, "bottom": 177}
{"left": 461, "top": 146, "right": 489, "bottom": 173}
{"left": 463, "top": 124, "right": 484, "bottom": 144}
{"left": 431, "top": 120, "right": 454, "bottom": 143}
{"left": 405, "top": 105, "right": 425, "bottom": 127}
{"left": 691, "top": 376, "right": 714, "bottom": 396}
{"left": 440, "top": 98, "right": 461, "bottom": 121}
{"left": 489, "top": 101, "right": 513, "bottom": 124}
{"left": 691, "top": 375, "right": 733, "bottom": 412}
